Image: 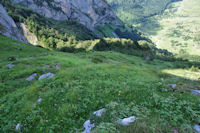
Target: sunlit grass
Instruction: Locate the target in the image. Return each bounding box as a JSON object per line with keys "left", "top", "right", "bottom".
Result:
{"left": 162, "top": 68, "right": 200, "bottom": 81}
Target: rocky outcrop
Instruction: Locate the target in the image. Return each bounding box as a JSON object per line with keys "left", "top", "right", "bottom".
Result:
{"left": 11, "top": 0, "right": 120, "bottom": 30}
{"left": 0, "top": 4, "right": 28, "bottom": 43}
{"left": 20, "top": 23, "right": 38, "bottom": 45}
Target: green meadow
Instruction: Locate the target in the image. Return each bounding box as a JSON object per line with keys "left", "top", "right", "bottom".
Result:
{"left": 0, "top": 35, "right": 200, "bottom": 132}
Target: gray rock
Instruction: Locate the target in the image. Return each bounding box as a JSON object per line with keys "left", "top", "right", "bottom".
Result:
{"left": 11, "top": 0, "right": 120, "bottom": 31}
{"left": 7, "top": 64, "right": 15, "bottom": 68}
{"left": 193, "top": 125, "right": 200, "bottom": 133}
{"left": 93, "top": 108, "right": 105, "bottom": 117}
{"left": 82, "top": 120, "right": 95, "bottom": 133}
{"left": 37, "top": 98, "right": 42, "bottom": 104}
{"left": 38, "top": 72, "right": 55, "bottom": 80}
{"left": 190, "top": 89, "right": 200, "bottom": 96}
{"left": 26, "top": 73, "right": 37, "bottom": 81}
{"left": 0, "top": 4, "right": 28, "bottom": 43}
{"left": 168, "top": 84, "right": 177, "bottom": 89}
{"left": 16, "top": 123, "right": 21, "bottom": 132}
{"left": 118, "top": 116, "right": 136, "bottom": 126}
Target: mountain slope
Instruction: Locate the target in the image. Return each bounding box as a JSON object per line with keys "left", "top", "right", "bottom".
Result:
{"left": 146, "top": 0, "right": 200, "bottom": 56}
{"left": 11, "top": 0, "right": 120, "bottom": 31}
{"left": 0, "top": 34, "right": 200, "bottom": 132}
{"left": 106, "top": 0, "right": 200, "bottom": 56}
{"left": 1, "top": 0, "right": 147, "bottom": 50}
{"left": 106, "top": 0, "right": 179, "bottom": 24}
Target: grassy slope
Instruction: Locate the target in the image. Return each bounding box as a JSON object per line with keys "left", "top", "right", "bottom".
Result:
{"left": 144, "top": 0, "right": 200, "bottom": 56}
{"left": 0, "top": 35, "right": 200, "bottom": 132}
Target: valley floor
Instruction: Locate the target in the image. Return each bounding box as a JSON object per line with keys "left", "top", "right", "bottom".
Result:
{"left": 0, "top": 35, "right": 200, "bottom": 132}
{"left": 137, "top": 0, "right": 200, "bottom": 56}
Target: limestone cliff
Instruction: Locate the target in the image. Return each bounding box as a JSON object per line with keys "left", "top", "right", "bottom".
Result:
{"left": 11, "top": 0, "right": 121, "bottom": 30}
{"left": 0, "top": 4, "right": 28, "bottom": 43}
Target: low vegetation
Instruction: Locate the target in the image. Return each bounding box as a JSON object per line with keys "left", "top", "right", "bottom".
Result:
{"left": 0, "top": 35, "right": 199, "bottom": 132}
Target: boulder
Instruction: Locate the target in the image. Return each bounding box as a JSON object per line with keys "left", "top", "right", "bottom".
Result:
{"left": 16, "top": 123, "right": 21, "bottom": 132}
{"left": 190, "top": 89, "right": 200, "bottom": 96}
{"left": 193, "top": 124, "right": 200, "bottom": 133}
{"left": 93, "top": 108, "right": 105, "bottom": 117}
{"left": 38, "top": 72, "right": 55, "bottom": 80}
{"left": 26, "top": 73, "right": 37, "bottom": 81}
{"left": 82, "top": 120, "right": 95, "bottom": 133}
{"left": 7, "top": 64, "right": 15, "bottom": 68}
{"left": 118, "top": 116, "right": 136, "bottom": 126}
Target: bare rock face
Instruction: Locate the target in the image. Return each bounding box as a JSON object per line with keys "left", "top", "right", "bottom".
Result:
{"left": 11, "top": 0, "right": 120, "bottom": 30}
{"left": 0, "top": 4, "right": 28, "bottom": 43}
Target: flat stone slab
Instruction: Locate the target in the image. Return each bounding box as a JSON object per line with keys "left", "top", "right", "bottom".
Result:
{"left": 38, "top": 72, "right": 55, "bottom": 80}
{"left": 168, "top": 84, "right": 177, "bottom": 89}
{"left": 118, "top": 116, "right": 136, "bottom": 126}
{"left": 7, "top": 64, "right": 15, "bottom": 68}
{"left": 93, "top": 108, "right": 105, "bottom": 117}
{"left": 82, "top": 120, "right": 94, "bottom": 133}
{"left": 16, "top": 123, "right": 21, "bottom": 132}
{"left": 37, "top": 98, "right": 42, "bottom": 104}
{"left": 190, "top": 89, "right": 200, "bottom": 96}
{"left": 26, "top": 73, "right": 37, "bottom": 81}
{"left": 193, "top": 124, "right": 200, "bottom": 132}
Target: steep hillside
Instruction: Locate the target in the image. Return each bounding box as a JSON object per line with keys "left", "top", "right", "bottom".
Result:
{"left": 106, "top": 0, "right": 180, "bottom": 24}
{"left": 145, "top": 0, "right": 200, "bottom": 56}
{"left": 8, "top": 0, "right": 141, "bottom": 40}
{"left": 11, "top": 0, "right": 120, "bottom": 30}
{"left": 0, "top": 0, "right": 147, "bottom": 50}
{"left": 0, "top": 35, "right": 200, "bottom": 132}
{"left": 106, "top": 0, "right": 200, "bottom": 56}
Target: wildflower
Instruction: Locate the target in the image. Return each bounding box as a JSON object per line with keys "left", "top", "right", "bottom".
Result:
{"left": 118, "top": 90, "right": 121, "bottom": 96}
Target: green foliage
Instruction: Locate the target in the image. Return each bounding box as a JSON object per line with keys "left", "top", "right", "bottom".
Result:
{"left": 93, "top": 38, "right": 139, "bottom": 51}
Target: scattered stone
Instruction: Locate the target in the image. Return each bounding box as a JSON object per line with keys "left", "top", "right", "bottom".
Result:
{"left": 118, "top": 116, "right": 136, "bottom": 126}
{"left": 190, "top": 89, "right": 200, "bottom": 96}
{"left": 193, "top": 124, "right": 200, "bottom": 132}
{"left": 37, "top": 98, "right": 42, "bottom": 104}
{"left": 55, "top": 63, "right": 60, "bottom": 69}
{"left": 93, "top": 108, "right": 105, "bottom": 117}
{"left": 82, "top": 120, "right": 95, "bottom": 133}
{"left": 16, "top": 123, "right": 21, "bottom": 132}
{"left": 7, "top": 64, "right": 15, "bottom": 68}
{"left": 26, "top": 73, "right": 37, "bottom": 82}
{"left": 122, "top": 82, "right": 126, "bottom": 85}
{"left": 168, "top": 84, "right": 177, "bottom": 89}
{"left": 38, "top": 72, "right": 55, "bottom": 80}
{"left": 43, "top": 64, "right": 50, "bottom": 68}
